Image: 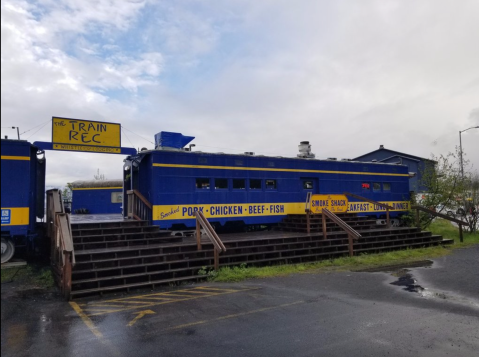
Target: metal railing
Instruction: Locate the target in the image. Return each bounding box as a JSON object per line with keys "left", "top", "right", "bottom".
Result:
{"left": 322, "top": 208, "right": 362, "bottom": 257}
{"left": 343, "top": 192, "right": 394, "bottom": 227}
{"left": 127, "top": 189, "right": 152, "bottom": 223}
{"left": 46, "top": 189, "right": 75, "bottom": 300}
{"left": 412, "top": 205, "right": 468, "bottom": 243}
{"left": 194, "top": 211, "right": 226, "bottom": 270}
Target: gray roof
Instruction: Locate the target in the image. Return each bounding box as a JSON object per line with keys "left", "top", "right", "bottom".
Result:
{"left": 70, "top": 180, "right": 123, "bottom": 188}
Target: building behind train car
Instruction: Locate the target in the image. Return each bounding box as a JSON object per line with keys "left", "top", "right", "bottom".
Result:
{"left": 71, "top": 180, "right": 123, "bottom": 214}
{"left": 353, "top": 145, "right": 436, "bottom": 194}
{"left": 124, "top": 132, "right": 411, "bottom": 230}
{"left": 1, "top": 139, "right": 46, "bottom": 263}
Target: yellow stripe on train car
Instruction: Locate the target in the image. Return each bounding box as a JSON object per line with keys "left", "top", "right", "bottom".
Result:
{"left": 1, "top": 156, "right": 30, "bottom": 161}
{"left": 152, "top": 201, "right": 410, "bottom": 221}
{"left": 1, "top": 207, "right": 30, "bottom": 226}
{"left": 72, "top": 187, "right": 123, "bottom": 190}
{"left": 151, "top": 163, "right": 409, "bottom": 177}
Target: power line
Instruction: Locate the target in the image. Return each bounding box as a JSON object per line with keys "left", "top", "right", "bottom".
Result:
{"left": 20, "top": 119, "right": 51, "bottom": 135}
{"left": 121, "top": 126, "right": 155, "bottom": 145}
{"left": 121, "top": 128, "right": 135, "bottom": 148}
{"left": 26, "top": 121, "right": 51, "bottom": 140}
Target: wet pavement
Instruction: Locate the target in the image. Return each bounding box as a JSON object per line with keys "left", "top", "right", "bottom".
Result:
{"left": 2, "top": 246, "right": 479, "bottom": 357}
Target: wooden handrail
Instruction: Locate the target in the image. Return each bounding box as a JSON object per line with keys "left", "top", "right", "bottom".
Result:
{"left": 305, "top": 192, "right": 313, "bottom": 233}
{"left": 412, "top": 205, "right": 467, "bottom": 242}
{"left": 195, "top": 211, "right": 226, "bottom": 270}
{"left": 322, "top": 208, "right": 361, "bottom": 257}
{"left": 127, "top": 190, "right": 152, "bottom": 223}
{"left": 127, "top": 190, "right": 152, "bottom": 208}
{"left": 343, "top": 192, "right": 394, "bottom": 227}
{"left": 46, "top": 189, "right": 74, "bottom": 300}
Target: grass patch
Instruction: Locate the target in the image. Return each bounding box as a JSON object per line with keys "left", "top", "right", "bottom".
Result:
{"left": 207, "top": 219, "right": 478, "bottom": 283}
{"left": 1, "top": 264, "right": 55, "bottom": 288}
{"left": 428, "top": 219, "right": 479, "bottom": 247}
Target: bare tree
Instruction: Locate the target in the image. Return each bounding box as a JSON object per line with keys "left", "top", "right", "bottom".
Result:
{"left": 94, "top": 168, "right": 106, "bottom": 181}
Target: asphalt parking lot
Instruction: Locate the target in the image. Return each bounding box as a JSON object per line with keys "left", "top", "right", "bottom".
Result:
{"left": 2, "top": 245, "right": 479, "bottom": 357}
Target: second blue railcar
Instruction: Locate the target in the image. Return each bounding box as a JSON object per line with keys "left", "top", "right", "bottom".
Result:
{"left": 124, "top": 133, "right": 411, "bottom": 230}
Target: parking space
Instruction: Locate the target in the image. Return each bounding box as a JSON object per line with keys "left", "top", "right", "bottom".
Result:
{"left": 2, "top": 246, "right": 479, "bottom": 357}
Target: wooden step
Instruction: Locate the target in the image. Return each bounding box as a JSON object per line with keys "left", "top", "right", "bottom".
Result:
{"left": 67, "top": 215, "right": 448, "bottom": 298}
{"left": 70, "top": 274, "right": 210, "bottom": 298}
{"left": 72, "top": 225, "right": 162, "bottom": 237}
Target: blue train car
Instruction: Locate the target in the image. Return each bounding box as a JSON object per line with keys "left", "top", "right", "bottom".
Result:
{"left": 71, "top": 180, "right": 123, "bottom": 214}
{"left": 124, "top": 133, "right": 411, "bottom": 230}
{"left": 1, "top": 139, "right": 45, "bottom": 263}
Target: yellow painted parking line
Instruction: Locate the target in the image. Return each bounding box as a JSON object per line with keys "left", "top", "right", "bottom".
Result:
{"left": 127, "top": 310, "right": 155, "bottom": 327}
{"left": 69, "top": 302, "right": 103, "bottom": 338}
{"left": 80, "top": 286, "right": 258, "bottom": 317}
{"left": 194, "top": 287, "right": 243, "bottom": 293}
{"left": 127, "top": 296, "right": 176, "bottom": 301}
{"left": 69, "top": 302, "right": 123, "bottom": 356}
{"left": 164, "top": 301, "right": 305, "bottom": 332}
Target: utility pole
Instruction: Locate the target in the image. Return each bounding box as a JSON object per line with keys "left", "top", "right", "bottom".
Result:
{"left": 459, "top": 126, "right": 479, "bottom": 215}
{"left": 459, "top": 126, "right": 479, "bottom": 180}
{"left": 11, "top": 126, "right": 20, "bottom": 140}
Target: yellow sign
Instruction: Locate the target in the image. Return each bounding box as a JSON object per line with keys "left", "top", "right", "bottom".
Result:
{"left": 52, "top": 144, "right": 121, "bottom": 153}
{"left": 52, "top": 117, "right": 121, "bottom": 148}
{"left": 1, "top": 207, "right": 29, "bottom": 226}
{"left": 153, "top": 202, "right": 305, "bottom": 221}
{"left": 310, "top": 195, "right": 349, "bottom": 214}
{"left": 153, "top": 199, "right": 410, "bottom": 221}
{"left": 153, "top": 200, "right": 411, "bottom": 221}
{"left": 348, "top": 201, "right": 410, "bottom": 213}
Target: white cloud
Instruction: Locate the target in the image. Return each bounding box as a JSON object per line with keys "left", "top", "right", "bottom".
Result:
{"left": 1, "top": 0, "right": 479, "bottom": 188}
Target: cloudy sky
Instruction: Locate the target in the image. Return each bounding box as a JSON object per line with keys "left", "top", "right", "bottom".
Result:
{"left": 2, "top": 0, "right": 478, "bottom": 187}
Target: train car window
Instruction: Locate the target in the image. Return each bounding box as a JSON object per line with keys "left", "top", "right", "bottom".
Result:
{"left": 215, "top": 178, "right": 228, "bottom": 189}
{"left": 233, "top": 179, "right": 246, "bottom": 189}
{"left": 265, "top": 179, "right": 277, "bottom": 189}
{"left": 235, "top": 160, "right": 243, "bottom": 166}
{"left": 111, "top": 192, "right": 123, "bottom": 203}
{"left": 196, "top": 178, "right": 210, "bottom": 189}
{"left": 362, "top": 182, "right": 370, "bottom": 191}
{"left": 303, "top": 181, "right": 313, "bottom": 189}
{"left": 250, "top": 179, "right": 262, "bottom": 190}
{"left": 383, "top": 183, "right": 391, "bottom": 191}
{"left": 267, "top": 161, "right": 275, "bottom": 167}
{"left": 198, "top": 158, "right": 208, "bottom": 164}
{"left": 373, "top": 183, "right": 381, "bottom": 191}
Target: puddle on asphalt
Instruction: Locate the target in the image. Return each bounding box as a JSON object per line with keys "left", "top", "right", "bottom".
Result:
{"left": 360, "top": 260, "right": 479, "bottom": 308}
{"left": 390, "top": 270, "right": 426, "bottom": 293}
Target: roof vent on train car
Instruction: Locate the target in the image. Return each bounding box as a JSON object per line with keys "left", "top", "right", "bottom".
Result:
{"left": 341, "top": 158, "right": 352, "bottom": 161}
{"left": 371, "top": 159, "right": 377, "bottom": 162}
{"left": 327, "top": 157, "right": 337, "bottom": 161}
{"left": 244, "top": 152, "right": 255, "bottom": 156}
{"left": 297, "top": 141, "right": 315, "bottom": 158}
{"left": 154, "top": 131, "right": 195, "bottom": 150}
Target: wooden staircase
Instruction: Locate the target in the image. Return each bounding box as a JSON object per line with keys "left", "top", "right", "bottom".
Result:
{"left": 67, "top": 213, "right": 453, "bottom": 298}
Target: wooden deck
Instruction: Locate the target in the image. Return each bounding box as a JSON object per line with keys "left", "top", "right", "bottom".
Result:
{"left": 65, "top": 214, "right": 452, "bottom": 298}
